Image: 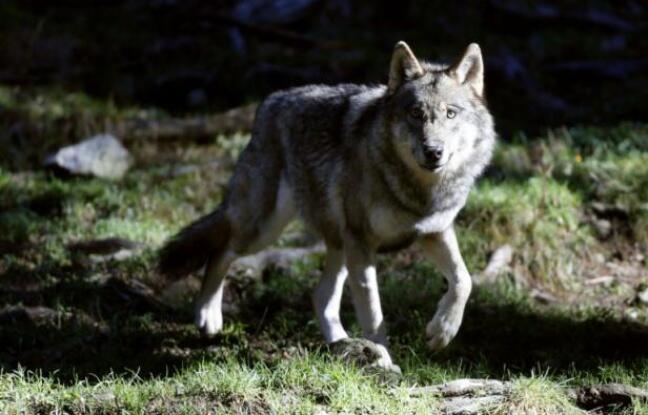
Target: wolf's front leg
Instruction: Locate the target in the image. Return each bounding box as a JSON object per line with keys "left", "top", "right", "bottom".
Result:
{"left": 422, "top": 226, "right": 472, "bottom": 350}
{"left": 344, "top": 236, "right": 393, "bottom": 368}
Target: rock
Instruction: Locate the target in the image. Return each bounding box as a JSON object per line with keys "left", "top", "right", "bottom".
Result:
{"left": 329, "top": 338, "right": 401, "bottom": 381}
{"left": 637, "top": 287, "right": 648, "bottom": 305}
{"left": 44, "top": 134, "right": 132, "bottom": 179}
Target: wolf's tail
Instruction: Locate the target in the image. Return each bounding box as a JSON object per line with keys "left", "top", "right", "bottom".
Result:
{"left": 158, "top": 206, "right": 231, "bottom": 279}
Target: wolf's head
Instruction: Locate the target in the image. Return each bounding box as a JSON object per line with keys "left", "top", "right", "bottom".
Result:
{"left": 384, "top": 42, "right": 494, "bottom": 177}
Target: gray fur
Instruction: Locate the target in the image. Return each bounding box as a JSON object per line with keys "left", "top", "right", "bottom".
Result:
{"left": 159, "top": 42, "right": 496, "bottom": 357}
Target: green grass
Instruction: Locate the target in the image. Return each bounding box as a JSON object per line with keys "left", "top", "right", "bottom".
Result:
{"left": 495, "top": 375, "right": 584, "bottom": 415}
{"left": 0, "top": 122, "right": 647, "bottom": 413}
{"left": 461, "top": 176, "right": 590, "bottom": 287}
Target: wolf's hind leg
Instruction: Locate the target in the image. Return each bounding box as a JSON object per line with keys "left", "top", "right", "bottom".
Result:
{"left": 195, "top": 250, "right": 236, "bottom": 336}
{"left": 196, "top": 177, "right": 296, "bottom": 336}
{"left": 313, "top": 247, "right": 349, "bottom": 343}
{"left": 421, "top": 226, "right": 472, "bottom": 350}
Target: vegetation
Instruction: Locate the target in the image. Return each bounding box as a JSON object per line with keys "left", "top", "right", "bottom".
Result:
{"left": 0, "top": 88, "right": 647, "bottom": 413}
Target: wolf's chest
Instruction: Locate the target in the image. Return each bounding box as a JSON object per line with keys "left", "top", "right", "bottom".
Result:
{"left": 368, "top": 203, "right": 461, "bottom": 247}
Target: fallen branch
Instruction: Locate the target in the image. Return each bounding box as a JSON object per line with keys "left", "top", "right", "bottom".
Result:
{"left": 112, "top": 103, "right": 258, "bottom": 142}
{"left": 407, "top": 379, "right": 648, "bottom": 414}
{"left": 231, "top": 243, "right": 325, "bottom": 277}
{"left": 568, "top": 383, "right": 648, "bottom": 410}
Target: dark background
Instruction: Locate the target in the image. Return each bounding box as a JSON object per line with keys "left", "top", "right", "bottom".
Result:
{"left": 0, "top": 0, "right": 646, "bottom": 135}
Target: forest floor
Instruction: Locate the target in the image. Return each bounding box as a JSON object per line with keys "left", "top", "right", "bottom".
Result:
{"left": 0, "top": 87, "right": 647, "bottom": 414}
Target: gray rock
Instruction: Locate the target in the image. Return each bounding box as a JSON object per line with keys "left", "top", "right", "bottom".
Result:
{"left": 45, "top": 134, "right": 132, "bottom": 179}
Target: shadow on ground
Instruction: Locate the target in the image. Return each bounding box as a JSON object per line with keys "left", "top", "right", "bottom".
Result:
{"left": 1, "top": 262, "right": 647, "bottom": 384}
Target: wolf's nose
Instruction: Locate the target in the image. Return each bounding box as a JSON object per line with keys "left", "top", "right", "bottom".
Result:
{"left": 423, "top": 146, "right": 443, "bottom": 163}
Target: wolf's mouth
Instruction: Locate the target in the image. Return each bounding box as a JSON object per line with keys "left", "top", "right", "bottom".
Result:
{"left": 422, "top": 153, "right": 453, "bottom": 172}
{"left": 422, "top": 162, "right": 445, "bottom": 171}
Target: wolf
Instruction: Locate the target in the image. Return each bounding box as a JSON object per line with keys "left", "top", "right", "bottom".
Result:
{"left": 159, "top": 41, "right": 496, "bottom": 368}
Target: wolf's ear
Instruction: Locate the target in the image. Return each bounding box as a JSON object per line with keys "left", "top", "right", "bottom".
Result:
{"left": 388, "top": 41, "right": 424, "bottom": 95}
{"left": 449, "top": 43, "right": 484, "bottom": 97}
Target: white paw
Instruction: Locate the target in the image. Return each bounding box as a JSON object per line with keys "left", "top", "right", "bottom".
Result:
{"left": 425, "top": 313, "right": 462, "bottom": 351}
{"left": 195, "top": 302, "right": 223, "bottom": 337}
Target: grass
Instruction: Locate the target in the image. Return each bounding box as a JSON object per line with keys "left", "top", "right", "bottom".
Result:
{"left": 496, "top": 375, "right": 584, "bottom": 415}
{"left": 0, "top": 98, "right": 647, "bottom": 414}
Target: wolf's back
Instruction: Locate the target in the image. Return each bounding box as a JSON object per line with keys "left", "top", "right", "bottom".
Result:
{"left": 158, "top": 206, "right": 231, "bottom": 279}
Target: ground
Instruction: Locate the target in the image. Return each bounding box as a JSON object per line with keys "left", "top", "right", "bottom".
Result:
{"left": 0, "top": 88, "right": 647, "bottom": 414}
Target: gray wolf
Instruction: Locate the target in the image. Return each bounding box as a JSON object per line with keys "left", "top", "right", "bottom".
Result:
{"left": 159, "top": 41, "right": 496, "bottom": 368}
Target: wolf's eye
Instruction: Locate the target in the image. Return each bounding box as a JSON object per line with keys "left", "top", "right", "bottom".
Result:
{"left": 409, "top": 107, "right": 425, "bottom": 120}
{"left": 446, "top": 109, "right": 457, "bottom": 119}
